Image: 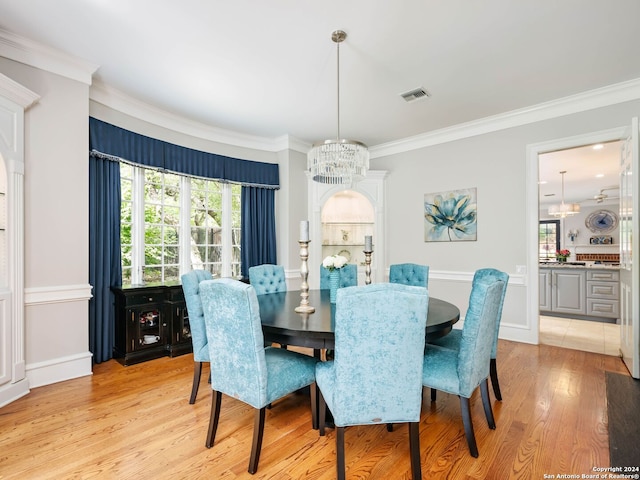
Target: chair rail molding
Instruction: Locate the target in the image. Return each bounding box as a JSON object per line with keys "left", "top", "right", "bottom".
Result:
{"left": 24, "top": 284, "right": 93, "bottom": 305}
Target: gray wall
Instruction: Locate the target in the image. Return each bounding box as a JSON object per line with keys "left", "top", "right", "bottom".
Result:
{"left": 371, "top": 99, "right": 640, "bottom": 342}
{"left": 0, "top": 56, "right": 92, "bottom": 385}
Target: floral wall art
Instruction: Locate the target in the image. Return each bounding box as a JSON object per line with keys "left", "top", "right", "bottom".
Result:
{"left": 424, "top": 188, "right": 477, "bottom": 242}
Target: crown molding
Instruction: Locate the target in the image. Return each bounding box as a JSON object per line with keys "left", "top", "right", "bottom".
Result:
{"left": 0, "top": 28, "right": 98, "bottom": 85}
{"left": 5, "top": 26, "right": 639, "bottom": 157}
{"left": 0, "top": 72, "right": 40, "bottom": 109}
{"left": 370, "top": 77, "right": 640, "bottom": 158}
{"left": 276, "top": 135, "right": 310, "bottom": 154}
{"left": 90, "top": 81, "right": 307, "bottom": 154}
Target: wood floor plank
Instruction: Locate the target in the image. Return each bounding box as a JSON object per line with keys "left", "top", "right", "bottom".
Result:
{"left": 0, "top": 341, "right": 631, "bottom": 479}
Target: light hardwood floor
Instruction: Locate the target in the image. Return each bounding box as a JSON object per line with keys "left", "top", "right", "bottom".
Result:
{"left": 0, "top": 341, "right": 630, "bottom": 479}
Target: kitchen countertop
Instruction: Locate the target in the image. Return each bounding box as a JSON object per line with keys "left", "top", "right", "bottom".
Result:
{"left": 539, "top": 262, "right": 620, "bottom": 270}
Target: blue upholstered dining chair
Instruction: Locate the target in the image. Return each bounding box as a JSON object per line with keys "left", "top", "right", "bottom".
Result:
{"left": 320, "top": 264, "right": 358, "bottom": 289}
{"left": 389, "top": 263, "right": 429, "bottom": 288}
{"left": 248, "top": 264, "right": 286, "bottom": 295}
{"left": 430, "top": 268, "right": 509, "bottom": 400}
{"left": 315, "top": 283, "right": 429, "bottom": 480}
{"left": 199, "top": 278, "right": 318, "bottom": 475}
{"left": 422, "top": 274, "right": 506, "bottom": 457}
{"left": 181, "top": 269, "right": 213, "bottom": 404}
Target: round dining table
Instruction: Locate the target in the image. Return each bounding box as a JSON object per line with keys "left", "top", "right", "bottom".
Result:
{"left": 257, "top": 289, "right": 460, "bottom": 350}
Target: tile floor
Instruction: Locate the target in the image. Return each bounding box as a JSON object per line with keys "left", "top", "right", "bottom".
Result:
{"left": 539, "top": 314, "right": 621, "bottom": 356}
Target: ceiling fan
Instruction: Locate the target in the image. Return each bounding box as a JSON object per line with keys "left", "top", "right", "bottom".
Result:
{"left": 590, "top": 185, "right": 619, "bottom": 203}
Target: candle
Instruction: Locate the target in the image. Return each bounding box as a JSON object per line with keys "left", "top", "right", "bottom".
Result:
{"left": 365, "top": 235, "right": 372, "bottom": 251}
{"left": 300, "top": 220, "right": 310, "bottom": 242}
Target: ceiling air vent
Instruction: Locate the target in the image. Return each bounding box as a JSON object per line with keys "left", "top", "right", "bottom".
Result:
{"left": 400, "top": 87, "right": 431, "bottom": 102}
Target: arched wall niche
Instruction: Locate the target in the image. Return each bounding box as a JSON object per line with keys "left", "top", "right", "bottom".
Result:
{"left": 307, "top": 170, "right": 387, "bottom": 287}
{"left": 321, "top": 190, "right": 374, "bottom": 267}
{"left": 0, "top": 73, "right": 39, "bottom": 407}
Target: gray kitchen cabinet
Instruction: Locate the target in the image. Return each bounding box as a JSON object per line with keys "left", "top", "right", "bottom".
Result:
{"left": 540, "top": 268, "right": 586, "bottom": 315}
{"left": 539, "top": 269, "right": 552, "bottom": 311}
{"left": 586, "top": 270, "right": 619, "bottom": 319}
{"left": 540, "top": 266, "right": 619, "bottom": 320}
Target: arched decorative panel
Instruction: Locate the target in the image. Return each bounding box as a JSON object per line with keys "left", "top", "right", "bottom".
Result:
{"left": 307, "top": 171, "right": 387, "bottom": 287}
{"left": 0, "top": 73, "right": 39, "bottom": 407}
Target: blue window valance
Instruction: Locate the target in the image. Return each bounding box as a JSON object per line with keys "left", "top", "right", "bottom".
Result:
{"left": 89, "top": 117, "right": 280, "bottom": 189}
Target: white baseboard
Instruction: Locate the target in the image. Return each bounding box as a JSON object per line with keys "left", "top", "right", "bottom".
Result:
{"left": 0, "top": 378, "right": 30, "bottom": 408}
{"left": 26, "top": 352, "right": 93, "bottom": 388}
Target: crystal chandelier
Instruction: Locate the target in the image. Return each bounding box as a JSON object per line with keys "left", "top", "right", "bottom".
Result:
{"left": 548, "top": 170, "right": 580, "bottom": 217}
{"left": 308, "top": 30, "right": 369, "bottom": 186}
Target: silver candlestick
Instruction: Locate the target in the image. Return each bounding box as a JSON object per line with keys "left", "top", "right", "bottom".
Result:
{"left": 295, "top": 240, "right": 315, "bottom": 313}
{"left": 364, "top": 249, "right": 373, "bottom": 285}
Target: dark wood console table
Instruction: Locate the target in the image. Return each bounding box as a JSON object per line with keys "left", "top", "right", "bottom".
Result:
{"left": 112, "top": 282, "right": 192, "bottom": 366}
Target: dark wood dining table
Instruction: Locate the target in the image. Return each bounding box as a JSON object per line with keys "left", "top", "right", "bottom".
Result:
{"left": 257, "top": 288, "right": 460, "bottom": 350}
{"left": 257, "top": 288, "right": 460, "bottom": 430}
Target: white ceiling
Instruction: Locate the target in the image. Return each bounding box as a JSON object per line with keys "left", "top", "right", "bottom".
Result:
{"left": 539, "top": 141, "right": 622, "bottom": 208}
{"left": 0, "top": 1, "right": 638, "bottom": 201}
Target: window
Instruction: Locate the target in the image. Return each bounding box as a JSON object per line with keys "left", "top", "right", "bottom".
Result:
{"left": 120, "top": 163, "right": 134, "bottom": 283}
{"left": 143, "top": 169, "right": 180, "bottom": 283}
{"left": 539, "top": 220, "right": 560, "bottom": 260}
{"left": 121, "top": 163, "right": 241, "bottom": 284}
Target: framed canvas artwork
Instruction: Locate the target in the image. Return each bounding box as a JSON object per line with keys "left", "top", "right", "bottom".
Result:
{"left": 424, "top": 188, "right": 477, "bottom": 242}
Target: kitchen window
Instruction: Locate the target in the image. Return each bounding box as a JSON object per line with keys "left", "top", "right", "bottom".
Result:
{"left": 539, "top": 220, "right": 560, "bottom": 260}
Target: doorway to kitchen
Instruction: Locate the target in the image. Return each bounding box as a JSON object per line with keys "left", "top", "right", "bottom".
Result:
{"left": 536, "top": 132, "right": 623, "bottom": 356}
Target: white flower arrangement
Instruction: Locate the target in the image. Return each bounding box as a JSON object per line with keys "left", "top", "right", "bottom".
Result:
{"left": 322, "top": 254, "right": 348, "bottom": 272}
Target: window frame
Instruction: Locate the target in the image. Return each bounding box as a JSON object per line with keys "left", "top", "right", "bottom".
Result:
{"left": 123, "top": 164, "right": 241, "bottom": 285}
{"left": 539, "top": 219, "right": 561, "bottom": 260}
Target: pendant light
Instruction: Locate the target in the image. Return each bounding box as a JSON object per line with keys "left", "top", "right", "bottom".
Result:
{"left": 307, "top": 30, "right": 369, "bottom": 186}
{"left": 548, "top": 170, "right": 580, "bottom": 217}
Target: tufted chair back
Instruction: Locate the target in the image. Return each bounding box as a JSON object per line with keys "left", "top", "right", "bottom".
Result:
{"left": 455, "top": 277, "right": 505, "bottom": 397}
{"left": 320, "top": 264, "right": 358, "bottom": 289}
{"left": 389, "top": 263, "right": 429, "bottom": 288}
{"left": 315, "top": 282, "right": 429, "bottom": 479}
{"left": 181, "top": 269, "right": 213, "bottom": 362}
{"left": 201, "top": 278, "right": 270, "bottom": 408}
{"left": 472, "top": 268, "right": 508, "bottom": 358}
{"left": 317, "top": 283, "right": 429, "bottom": 425}
{"left": 248, "top": 264, "right": 286, "bottom": 295}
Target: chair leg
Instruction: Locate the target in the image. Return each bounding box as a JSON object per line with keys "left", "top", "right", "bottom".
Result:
{"left": 189, "top": 362, "right": 203, "bottom": 404}
{"left": 318, "top": 389, "right": 326, "bottom": 436}
{"left": 408, "top": 422, "right": 422, "bottom": 480}
{"left": 205, "top": 390, "right": 222, "bottom": 448}
{"left": 459, "top": 396, "right": 479, "bottom": 457}
{"left": 336, "top": 426, "right": 346, "bottom": 480}
{"left": 490, "top": 358, "right": 502, "bottom": 401}
{"left": 430, "top": 387, "right": 437, "bottom": 402}
{"left": 480, "top": 378, "right": 496, "bottom": 429}
{"left": 248, "top": 407, "right": 266, "bottom": 474}
{"left": 310, "top": 382, "right": 318, "bottom": 430}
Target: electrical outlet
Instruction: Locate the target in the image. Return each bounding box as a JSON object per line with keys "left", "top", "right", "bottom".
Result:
{"left": 516, "top": 265, "right": 526, "bottom": 274}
